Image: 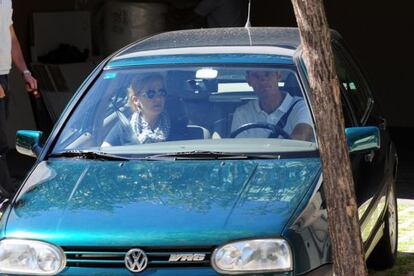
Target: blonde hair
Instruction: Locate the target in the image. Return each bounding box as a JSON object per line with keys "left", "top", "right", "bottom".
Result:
{"left": 127, "top": 73, "right": 165, "bottom": 112}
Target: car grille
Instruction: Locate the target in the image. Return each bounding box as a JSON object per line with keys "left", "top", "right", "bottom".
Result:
{"left": 63, "top": 246, "right": 214, "bottom": 268}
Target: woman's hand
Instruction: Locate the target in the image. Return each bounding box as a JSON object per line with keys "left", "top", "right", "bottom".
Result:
{"left": 23, "top": 71, "right": 38, "bottom": 92}
{"left": 0, "top": 86, "right": 5, "bottom": 99}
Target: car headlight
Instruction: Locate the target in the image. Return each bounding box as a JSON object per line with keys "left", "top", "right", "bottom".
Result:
{"left": 0, "top": 239, "right": 66, "bottom": 275}
{"left": 212, "top": 239, "right": 292, "bottom": 274}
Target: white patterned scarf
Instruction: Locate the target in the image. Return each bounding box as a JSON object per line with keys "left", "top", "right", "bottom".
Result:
{"left": 130, "top": 111, "right": 171, "bottom": 144}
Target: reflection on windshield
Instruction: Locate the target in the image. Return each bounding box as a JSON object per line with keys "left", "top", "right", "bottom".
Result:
{"left": 53, "top": 66, "right": 316, "bottom": 155}
{"left": 14, "top": 159, "right": 321, "bottom": 216}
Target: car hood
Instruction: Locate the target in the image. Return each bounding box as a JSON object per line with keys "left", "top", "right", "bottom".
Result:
{"left": 4, "top": 158, "right": 320, "bottom": 246}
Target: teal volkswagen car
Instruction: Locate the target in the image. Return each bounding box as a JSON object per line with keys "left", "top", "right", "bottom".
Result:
{"left": 0, "top": 28, "right": 397, "bottom": 275}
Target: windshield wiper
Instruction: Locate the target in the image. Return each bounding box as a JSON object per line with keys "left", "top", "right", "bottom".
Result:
{"left": 144, "top": 151, "right": 281, "bottom": 160}
{"left": 49, "top": 150, "right": 129, "bottom": 161}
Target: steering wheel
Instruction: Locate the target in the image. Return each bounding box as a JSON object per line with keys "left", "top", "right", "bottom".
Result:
{"left": 230, "top": 123, "right": 290, "bottom": 139}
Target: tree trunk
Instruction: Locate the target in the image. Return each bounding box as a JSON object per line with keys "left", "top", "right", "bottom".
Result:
{"left": 290, "top": 0, "right": 368, "bottom": 275}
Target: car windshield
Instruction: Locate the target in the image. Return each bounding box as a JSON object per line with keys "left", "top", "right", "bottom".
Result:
{"left": 52, "top": 65, "right": 317, "bottom": 156}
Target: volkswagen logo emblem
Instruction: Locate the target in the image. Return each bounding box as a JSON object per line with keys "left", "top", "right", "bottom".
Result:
{"left": 125, "top": 248, "right": 148, "bottom": 273}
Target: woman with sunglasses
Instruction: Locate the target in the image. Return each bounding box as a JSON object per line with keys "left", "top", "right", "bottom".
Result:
{"left": 128, "top": 73, "right": 171, "bottom": 144}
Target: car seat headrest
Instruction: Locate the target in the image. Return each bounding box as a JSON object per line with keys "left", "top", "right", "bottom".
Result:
{"left": 283, "top": 73, "right": 303, "bottom": 98}
{"left": 166, "top": 71, "right": 212, "bottom": 99}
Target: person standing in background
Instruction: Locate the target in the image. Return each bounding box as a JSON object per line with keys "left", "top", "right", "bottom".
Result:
{"left": 193, "top": 0, "right": 244, "bottom": 28}
{"left": 0, "top": 0, "right": 37, "bottom": 194}
{"left": 167, "top": 0, "right": 245, "bottom": 29}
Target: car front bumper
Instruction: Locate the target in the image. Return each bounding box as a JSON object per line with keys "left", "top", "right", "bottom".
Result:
{"left": 59, "top": 267, "right": 296, "bottom": 275}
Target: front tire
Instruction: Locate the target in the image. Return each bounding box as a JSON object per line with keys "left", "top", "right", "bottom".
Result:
{"left": 367, "top": 182, "right": 398, "bottom": 269}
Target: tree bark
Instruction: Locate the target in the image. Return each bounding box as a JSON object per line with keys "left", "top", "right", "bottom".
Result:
{"left": 290, "top": 0, "right": 368, "bottom": 275}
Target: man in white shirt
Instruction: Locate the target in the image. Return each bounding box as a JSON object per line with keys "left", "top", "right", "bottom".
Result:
{"left": 231, "top": 70, "right": 314, "bottom": 141}
{"left": 1, "top": 0, "right": 37, "bottom": 194}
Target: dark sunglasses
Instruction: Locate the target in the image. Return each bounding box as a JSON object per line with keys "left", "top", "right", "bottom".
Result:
{"left": 142, "top": 89, "right": 167, "bottom": 99}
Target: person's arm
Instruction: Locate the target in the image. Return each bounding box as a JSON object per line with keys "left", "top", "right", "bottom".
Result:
{"left": 10, "top": 25, "right": 37, "bottom": 91}
{"left": 287, "top": 100, "right": 315, "bottom": 142}
{"left": 290, "top": 123, "right": 314, "bottom": 141}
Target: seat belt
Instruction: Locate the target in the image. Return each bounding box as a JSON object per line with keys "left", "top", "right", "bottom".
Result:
{"left": 274, "top": 99, "right": 303, "bottom": 132}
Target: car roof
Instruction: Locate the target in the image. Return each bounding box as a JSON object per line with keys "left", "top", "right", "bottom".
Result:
{"left": 116, "top": 27, "right": 302, "bottom": 58}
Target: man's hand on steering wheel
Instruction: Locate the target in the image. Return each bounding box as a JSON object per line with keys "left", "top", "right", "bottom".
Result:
{"left": 230, "top": 123, "right": 290, "bottom": 139}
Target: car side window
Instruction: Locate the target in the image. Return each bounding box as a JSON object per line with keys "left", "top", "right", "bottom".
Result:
{"left": 341, "top": 95, "right": 355, "bottom": 127}
{"left": 332, "top": 43, "right": 373, "bottom": 126}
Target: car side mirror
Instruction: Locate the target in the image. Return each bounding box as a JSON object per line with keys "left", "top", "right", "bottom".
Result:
{"left": 16, "top": 130, "right": 44, "bottom": 158}
{"left": 345, "top": 126, "right": 380, "bottom": 154}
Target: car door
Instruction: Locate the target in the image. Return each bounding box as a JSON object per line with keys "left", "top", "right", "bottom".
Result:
{"left": 332, "top": 39, "right": 395, "bottom": 252}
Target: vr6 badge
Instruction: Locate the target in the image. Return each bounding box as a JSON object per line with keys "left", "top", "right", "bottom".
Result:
{"left": 168, "top": 253, "right": 206, "bottom": 262}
